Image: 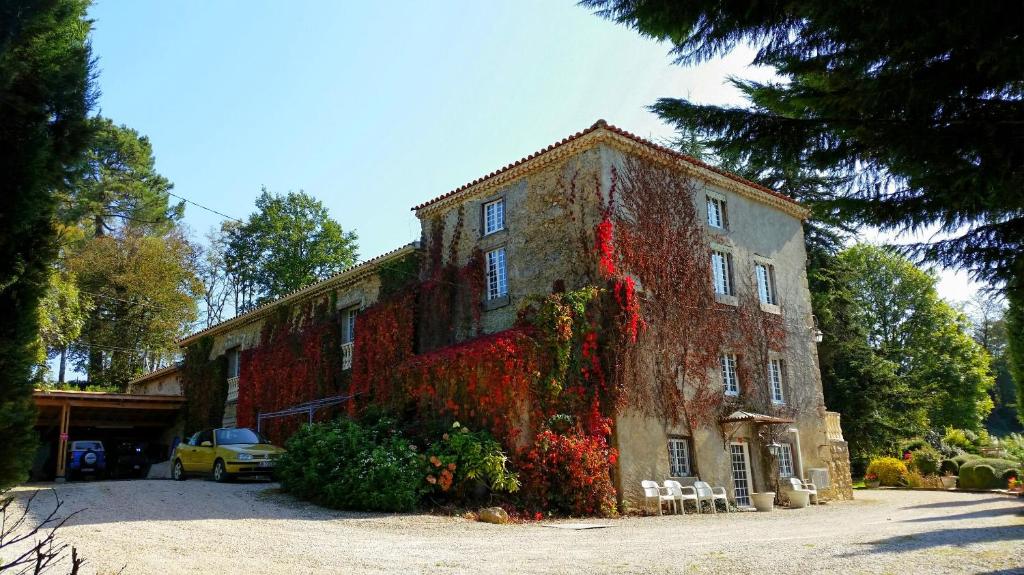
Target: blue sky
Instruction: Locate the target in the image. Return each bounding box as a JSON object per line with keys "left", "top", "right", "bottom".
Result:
{"left": 87, "top": 0, "right": 978, "bottom": 303}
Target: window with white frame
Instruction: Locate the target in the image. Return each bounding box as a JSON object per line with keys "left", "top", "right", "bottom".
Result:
{"left": 768, "top": 358, "right": 785, "bottom": 404}
{"left": 667, "top": 438, "right": 692, "bottom": 476}
{"left": 486, "top": 247, "right": 508, "bottom": 299}
{"left": 776, "top": 443, "right": 794, "bottom": 478}
{"left": 483, "top": 198, "right": 505, "bottom": 235}
{"left": 226, "top": 347, "right": 240, "bottom": 379}
{"left": 707, "top": 194, "right": 726, "bottom": 229}
{"left": 341, "top": 307, "right": 358, "bottom": 345}
{"left": 755, "top": 261, "right": 777, "bottom": 305}
{"left": 721, "top": 353, "right": 739, "bottom": 396}
{"left": 711, "top": 250, "right": 733, "bottom": 296}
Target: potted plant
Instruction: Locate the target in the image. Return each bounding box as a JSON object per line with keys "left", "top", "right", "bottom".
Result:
{"left": 940, "top": 471, "right": 957, "bottom": 489}
{"left": 751, "top": 492, "right": 775, "bottom": 512}
{"left": 1008, "top": 476, "right": 1021, "bottom": 494}
{"left": 864, "top": 473, "right": 880, "bottom": 488}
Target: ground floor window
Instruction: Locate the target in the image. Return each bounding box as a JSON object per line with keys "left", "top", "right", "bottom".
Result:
{"left": 667, "top": 438, "right": 692, "bottom": 477}
{"left": 776, "top": 443, "right": 794, "bottom": 478}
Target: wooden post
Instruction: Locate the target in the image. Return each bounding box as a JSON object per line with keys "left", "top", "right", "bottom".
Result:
{"left": 55, "top": 402, "right": 70, "bottom": 482}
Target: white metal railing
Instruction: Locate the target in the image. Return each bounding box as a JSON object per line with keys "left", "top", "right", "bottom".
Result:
{"left": 226, "top": 377, "right": 239, "bottom": 403}
{"left": 825, "top": 411, "right": 844, "bottom": 442}
{"left": 341, "top": 342, "right": 354, "bottom": 370}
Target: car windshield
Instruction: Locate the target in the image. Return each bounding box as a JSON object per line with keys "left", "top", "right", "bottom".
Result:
{"left": 215, "top": 428, "right": 268, "bottom": 445}
{"left": 72, "top": 441, "right": 103, "bottom": 451}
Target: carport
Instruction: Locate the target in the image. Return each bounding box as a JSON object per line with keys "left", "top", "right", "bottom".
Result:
{"left": 33, "top": 390, "right": 185, "bottom": 481}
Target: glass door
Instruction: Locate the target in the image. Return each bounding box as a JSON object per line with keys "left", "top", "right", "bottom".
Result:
{"left": 730, "top": 442, "right": 752, "bottom": 507}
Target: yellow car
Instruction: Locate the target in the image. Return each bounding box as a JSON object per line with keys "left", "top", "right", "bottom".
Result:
{"left": 171, "top": 427, "right": 285, "bottom": 482}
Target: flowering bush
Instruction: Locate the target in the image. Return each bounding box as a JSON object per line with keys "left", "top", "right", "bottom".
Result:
{"left": 422, "top": 422, "right": 519, "bottom": 498}
{"left": 866, "top": 457, "right": 908, "bottom": 486}
{"left": 519, "top": 426, "right": 618, "bottom": 517}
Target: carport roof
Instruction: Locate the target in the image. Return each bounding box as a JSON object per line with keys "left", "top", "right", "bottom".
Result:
{"left": 34, "top": 389, "right": 185, "bottom": 428}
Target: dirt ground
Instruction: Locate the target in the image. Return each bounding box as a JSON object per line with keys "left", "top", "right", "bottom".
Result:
{"left": 7, "top": 480, "right": 1024, "bottom": 574}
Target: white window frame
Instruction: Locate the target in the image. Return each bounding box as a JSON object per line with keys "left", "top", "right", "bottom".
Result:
{"left": 711, "top": 250, "right": 733, "bottom": 296}
{"left": 226, "top": 347, "right": 240, "bottom": 379}
{"left": 483, "top": 198, "right": 505, "bottom": 236}
{"left": 768, "top": 358, "right": 785, "bottom": 404}
{"left": 776, "top": 443, "right": 794, "bottom": 478}
{"left": 341, "top": 306, "right": 358, "bottom": 345}
{"left": 755, "top": 260, "right": 777, "bottom": 306}
{"left": 706, "top": 193, "right": 727, "bottom": 229}
{"left": 486, "top": 247, "right": 508, "bottom": 300}
{"left": 721, "top": 353, "right": 739, "bottom": 396}
{"left": 667, "top": 438, "right": 692, "bottom": 477}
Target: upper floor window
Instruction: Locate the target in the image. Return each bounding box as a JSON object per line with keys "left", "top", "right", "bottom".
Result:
{"left": 484, "top": 198, "right": 505, "bottom": 235}
{"left": 667, "top": 438, "right": 692, "bottom": 477}
{"left": 707, "top": 194, "right": 727, "bottom": 229}
{"left": 721, "top": 353, "right": 739, "bottom": 396}
{"left": 486, "top": 247, "right": 508, "bottom": 299}
{"left": 776, "top": 443, "right": 794, "bottom": 478}
{"left": 756, "top": 261, "right": 777, "bottom": 305}
{"left": 768, "top": 358, "right": 785, "bottom": 404}
{"left": 226, "top": 347, "right": 240, "bottom": 379}
{"left": 341, "top": 306, "right": 358, "bottom": 345}
{"left": 711, "top": 250, "right": 733, "bottom": 296}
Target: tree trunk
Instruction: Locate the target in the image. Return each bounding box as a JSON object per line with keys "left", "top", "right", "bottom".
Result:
{"left": 58, "top": 347, "right": 67, "bottom": 384}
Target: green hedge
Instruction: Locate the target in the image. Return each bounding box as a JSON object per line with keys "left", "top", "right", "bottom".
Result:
{"left": 277, "top": 418, "right": 426, "bottom": 512}
{"left": 939, "top": 459, "right": 959, "bottom": 475}
{"left": 958, "top": 458, "right": 1020, "bottom": 489}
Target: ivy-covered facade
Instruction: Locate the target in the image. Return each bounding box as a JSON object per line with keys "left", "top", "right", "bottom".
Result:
{"left": 165, "top": 121, "right": 852, "bottom": 511}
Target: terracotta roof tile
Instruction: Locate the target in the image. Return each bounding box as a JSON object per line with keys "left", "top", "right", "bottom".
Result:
{"left": 412, "top": 119, "right": 800, "bottom": 212}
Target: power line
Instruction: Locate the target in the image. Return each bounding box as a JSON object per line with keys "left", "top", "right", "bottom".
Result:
{"left": 167, "top": 191, "right": 243, "bottom": 223}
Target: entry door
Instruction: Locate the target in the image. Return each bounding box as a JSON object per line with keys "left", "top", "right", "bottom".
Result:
{"left": 730, "top": 442, "right": 753, "bottom": 507}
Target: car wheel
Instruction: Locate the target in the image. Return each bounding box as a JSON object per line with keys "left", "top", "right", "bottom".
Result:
{"left": 172, "top": 459, "right": 186, "bottom": 481}
{"left": 213, "top": 459, "right": 229, "bottom": 483}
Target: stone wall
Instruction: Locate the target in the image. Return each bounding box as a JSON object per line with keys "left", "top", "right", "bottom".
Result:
{"left": 825, "top": 441, "right": 855, "bottom": 500}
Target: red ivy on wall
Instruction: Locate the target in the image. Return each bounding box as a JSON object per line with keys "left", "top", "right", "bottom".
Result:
{"left": 236, "top": 301, "right": 344, "bottom": 443}
{"left": 349, "top": 291, "right": 416, "bottom": 409}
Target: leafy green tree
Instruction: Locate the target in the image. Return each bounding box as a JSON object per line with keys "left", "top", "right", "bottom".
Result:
{"left": 36, "top": 269, "right": 92, "bottom": 384}
{"left": 967, "top": 295, "right": 1019, "bottom": 433}
{"left": 583, "top": 1, "right": 1024, "bottom": 297}
{"left": 227, "top": 188, "right": 358, "bottom": 309}
{"left": 67, "top": 227, "right": 201, "bottom": 388}
{"left": 816, "top": 245, "right": 993, "bottom": 469}
{"left": 61, "top": 116, "right": 183, "bottom": 238}
{"left": 0, "top": 0, "right": 94, "bottom": 488}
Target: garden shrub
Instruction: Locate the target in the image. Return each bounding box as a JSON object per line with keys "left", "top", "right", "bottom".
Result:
{"left": 952, "top": 453, "right": 981, "bottom": 467}
{"left": 422, "top": 422, "right": 519, "bottom": 499}
{"left": 520, "top": 427, "right": 618, "bottom": 517}
{"left": 958, "top": 458, "right": 1021, "bottom": 489}
{"left": 865, "top": 457, "right": 908, "bottom": 486}
{"left": 939, "top": 459, "right": 959, "bottom": 476}
{"left": 1001, "top": 468, "right": 1019, "bottom": 486}
{"left": 1002, "top": 433, "right": 1024, "bottom": 463}
{"left": 909, "top": 446, "right": 941, "bottom": 476}
{"left": 942, "top": 427, "right": 973, "bottom": 452}
{"left": 277, "top": 418, "right": 426, "bottom": 512}
{"left": 898, "top": 438, "right": 929, "bottom": 454}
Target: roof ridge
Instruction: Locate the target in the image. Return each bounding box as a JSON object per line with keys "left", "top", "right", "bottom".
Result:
{"left": 411, "top": 120, "right": 800, "bottom": 213}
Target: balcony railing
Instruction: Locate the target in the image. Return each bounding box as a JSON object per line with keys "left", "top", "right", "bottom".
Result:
{"left": 341, "top": 342, "right": 354, "bottom": 370}
{"left": 825, "top": 411, "right": 844, "bottom": 442}
{"left": 226, "top": 377, "right": 239, "bottom": 403}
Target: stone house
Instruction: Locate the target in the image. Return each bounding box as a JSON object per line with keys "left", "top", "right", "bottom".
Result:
{"left": 144, "top": 120, "right": 852, "bottom": 508}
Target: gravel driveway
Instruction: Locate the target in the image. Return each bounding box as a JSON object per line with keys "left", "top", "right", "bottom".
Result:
{"left": 7, "top": 481, "right": 1023, "bottom": 574}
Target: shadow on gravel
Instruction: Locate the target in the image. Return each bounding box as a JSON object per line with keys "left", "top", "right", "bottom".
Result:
{"left": 12, "top": 481, "right": 403, "bottom": 528}
{"left": 838, "top": 525, "right": 1024, "bottom": 558}
{"left": 903, "top": 506, "right": 1024, "bottom": 523}
{"left": 901, "top": 496, "right": 1009, "bottom": 511}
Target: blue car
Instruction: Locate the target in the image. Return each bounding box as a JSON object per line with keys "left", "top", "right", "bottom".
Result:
{"left": 67, "top": 440, "right": 106, "bottom": 480}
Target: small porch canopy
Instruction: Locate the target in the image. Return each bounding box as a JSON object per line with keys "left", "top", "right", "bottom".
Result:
{"left": 719, "top": 410, "right": 795, "bottom": 425}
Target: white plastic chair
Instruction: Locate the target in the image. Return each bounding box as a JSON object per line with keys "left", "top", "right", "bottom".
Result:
{"left": 788, "top": 477, "right": 819, "bottom": 505}
{"left": 663, "top": 480, "right": 698, "bottom": 514}
{"left": 693, "top": 481, "right": 730, "bottom": 513}
{"left": 641, "top": 480, "right": 676, "bottom": 515}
